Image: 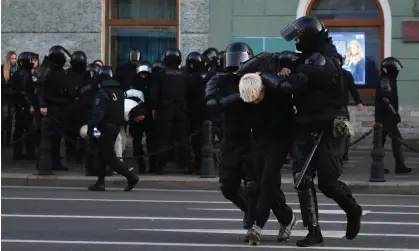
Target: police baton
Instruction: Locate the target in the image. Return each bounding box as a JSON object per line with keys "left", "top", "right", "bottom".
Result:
{"left": 294, "top": 130, "right": 324, "bottom": 189}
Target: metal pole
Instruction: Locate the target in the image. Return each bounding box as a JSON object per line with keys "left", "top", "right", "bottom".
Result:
{"left": 200, "top": 120, "right": 217, "bottom": 178}
{"left": 369, "top": 123, "right": 386, "bottom": 182}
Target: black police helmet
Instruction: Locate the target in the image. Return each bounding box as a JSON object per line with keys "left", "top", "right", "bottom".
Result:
{"left": 86, "top": 63, "right": 101, "bottom": 80}
{"left": 98, "top": 66, "right": 113, "bottom": 80}
{"left": 203, "top": 48, "right": 219, "bottom": 62}
{"left": 216, "top": 51, "right": 226, "bottom": 69}
{"left": 71, "top": 51, "right": 87, "bottom": 65}
{"left": 163, "top": 48, "right": 182, "bottom": 67}
{"left": 128, "top": 49, "right": 141, "bottom": 62}
{"left": 224, "top": 42, "right": 254, "bottom": 72}
{"left": 18, "top": 52, "right": 35, "bottom": 69}
{"left": 186, "top": 52, "right": 204, "bottom": 72}
{"left": 136, "top": 60, "right": 152, "bottom": 75}
{"left": 381, "top": 57, "right": 403, "bottom": 73}
{"left": 281, "top": 16, "right": 325, "bottom": 52}
{"left": 47, "top": 45, "right": 71, "bottom": 68}
{"left": 152, "top": 60, "right": 166, "bottom": 73}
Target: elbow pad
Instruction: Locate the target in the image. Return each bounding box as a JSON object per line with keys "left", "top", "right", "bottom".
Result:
{"left": 219, "top": 93, "right": 240, "bottom": 107}
{"left": 260, "top": 73, "right": 287, "bottom": 89}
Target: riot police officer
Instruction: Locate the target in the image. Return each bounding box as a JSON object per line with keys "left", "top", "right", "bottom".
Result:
{"left": 205, "top": 42, "right": 253, "bottom": 235}
{"left": 115, "top": 49, "right": 141, "bottom": 91}
{"left": 150, "top": 48, "right": 191, "bottom": 174}
{"left": 87, "top": 66, "right": 139, "bottom": 191}
{"left": 71, "top": 63, "right": 101, "bottom": 175}
{"left": 375, "top": 57, "right": 411, "bottom": 174}
{"left": 65, "top": 50, "right": 88, "bottom": 163}
{"left": 260, "top": 16, "right": 363, "bottom": 247}
{"left": 37, "top": 45, "right": 72, "bottom": 174}
{"left": 129, "top": 60, "right": 157, "bottom": 173}
{"left": 12, "top": 52, "right": 37, "bottom": 160}
{"left": 185, "top": 52, "right": 206, "bottom": 174}
{"left": 203, "top": 47, "right": 219, "bottom": 72}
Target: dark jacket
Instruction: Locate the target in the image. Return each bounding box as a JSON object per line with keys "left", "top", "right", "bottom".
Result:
{"left": 342, "top": 69, "right": 362, "bottom": 106}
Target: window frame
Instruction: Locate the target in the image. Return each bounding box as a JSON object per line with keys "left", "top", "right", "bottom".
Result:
{"left": 104, "top": 0, "right": 180, "bottom": 65}
{"left": 306, "top": 0, "right": 385, "bottom": 100}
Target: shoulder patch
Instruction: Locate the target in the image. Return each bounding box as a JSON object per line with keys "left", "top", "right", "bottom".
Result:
{"left": 95, "top": 98, "right": 100, "bottom": 106}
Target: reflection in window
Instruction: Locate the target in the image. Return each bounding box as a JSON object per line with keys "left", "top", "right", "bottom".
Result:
{"left": 109, "top": 0, "right": 176, "bottom": 20}
{"left": 329, "top": 27, "right": 380, "bottom": 91}
{"left": 311, "top": 0, "right": 380, "bottom": 19}
{"left": 109, "top": 26, "right": 176, "bottom": 67}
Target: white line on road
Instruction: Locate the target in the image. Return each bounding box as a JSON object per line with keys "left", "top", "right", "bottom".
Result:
{"left": 119, "top": 228, "right": 419, "bottom": 238}
{"left": 3, "top": 197, "right": 419, "bottom": 208}
{"left": 2, "top": 214, "right": 419, "bottom": 226}
{"left": 187, "top": 208, "right": 419, "bottom": 215}
{"left": 3, "top": 185, "right": 419, "bottom": 198}
{"left": 2, "top": 239, "right": 418, "bottom": 251}
{"left": 186, "top": 208, "right": 371, "bottom": 215}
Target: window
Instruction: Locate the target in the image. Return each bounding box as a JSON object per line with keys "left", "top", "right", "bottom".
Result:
{"left": 307, "top": 0, "right": 384, "bottom": 103}
{"left": 105, "top": 0, "right": 179, "bottom": 67}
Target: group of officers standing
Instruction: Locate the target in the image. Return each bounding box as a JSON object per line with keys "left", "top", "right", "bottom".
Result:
{"left": 9, "top": 14, "right": 411, "bottom": 247}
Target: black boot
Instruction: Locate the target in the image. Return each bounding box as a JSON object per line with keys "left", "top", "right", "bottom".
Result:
{"left": 296, "top": 186, "right": 324, "bottom": 247}
{"left": 124, "top": 175, "right": 139, "bottom": 192}
{"left": 88, "top": 181, "right": 105, "bottom": 191}
{"left": 326, "top": 181, "right": 362, "bottom": 240}
{"left": 392, "top": 139, "right": 412, "bottom": 174}
{"left": 137, "top": 157, "right": 147, "bottom": 173}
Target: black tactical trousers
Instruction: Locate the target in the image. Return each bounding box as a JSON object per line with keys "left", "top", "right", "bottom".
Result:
{"left": 381, "top": 121, "right": 407, "bottom": 170}
{"left": 37, "top": 115, "right": 64, "bottom": 174}
{"left": 219, "top": 139, "right": 249, "bottom": 216}
{"left": 1, "top": 104, "right": 14, "bottom": 147}
{"left": 131, "top": 119, "right": 158, "bottom": 172}
{"left": 292, "top": 126, "right": 359, "bottom": 228}
{"left": 190, "top": 118, "right": 204, "bottom": 173}
{"left": 95, "top": 124, "right": 134, "bottom": 183}
{"left": 156, "top": 112, "right": 190, "bottom": 171}
{"left": 246, "top": 138, "right": 293, "bottom": 228}
{"left": 13, "top": 106, "right": 35, "bottom": 158}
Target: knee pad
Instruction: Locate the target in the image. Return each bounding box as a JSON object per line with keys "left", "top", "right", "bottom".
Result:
{"left": 245, "top": 181, "right": 259, "bottom": 199}
{"left": 318, "top": 180, "right": 350, "bottom": 199}
{"left": 293, "top": 172, "right": 314, "bottom": 190}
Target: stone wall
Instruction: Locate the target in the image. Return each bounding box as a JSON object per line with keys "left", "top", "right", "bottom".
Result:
{"left": 349, "top": 105, "right": 419, "bottom": 147}
{"left": 179, "top": 0, "right": 209, "bottom": 57}
{"left": 1, "top": 0, "right": 103, "bottom": 64}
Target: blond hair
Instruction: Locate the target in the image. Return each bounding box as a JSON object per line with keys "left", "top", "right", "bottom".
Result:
{"left": 239, "top": 73, "right": 263, "bottom": 103}
{"left": 3, "top": 51, "right": 17, "bottom": 82}
{"left": 345, "top": 40, "right": 363, "bottom": 66}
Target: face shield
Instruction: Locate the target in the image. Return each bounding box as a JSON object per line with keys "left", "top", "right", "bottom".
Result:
{"left": 280, "top": 22, "right": 304, "bottom": 42}
{"left": 225, "top": 52, "right": 251, "bottom": 72}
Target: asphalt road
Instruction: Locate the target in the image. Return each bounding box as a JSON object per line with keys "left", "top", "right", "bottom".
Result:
{"left": 2, "top": 186, "right": 419, "bottom": 251}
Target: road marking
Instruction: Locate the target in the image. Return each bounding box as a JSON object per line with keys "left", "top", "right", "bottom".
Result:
{"left": 186, "top": 208, "right": 371, "bottom": 215}
{"left": 120, "top": 228, "right": 345, "bottom": 238}
{"left": 2, "top": 214, "right": 419, "bottom": 226}
{"left": 3, "top": 197, "right": 419, "bottom": 208}
{"left": 120, "top": 228, "right": 419, "bottom": 238}
{"left": 3, "top": 185, "right": 419, "bottom": 198}
{"left": 2, "top": 239, "right": 418, "bottom": 251}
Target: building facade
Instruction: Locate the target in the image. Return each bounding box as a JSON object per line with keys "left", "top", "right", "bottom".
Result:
{"left": 2, "top": 0, "right": 418, "bottom": 138}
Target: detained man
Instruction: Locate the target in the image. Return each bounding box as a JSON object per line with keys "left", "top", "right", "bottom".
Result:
{"left": 238, "top": 73, "right": 297, "bottom": 246}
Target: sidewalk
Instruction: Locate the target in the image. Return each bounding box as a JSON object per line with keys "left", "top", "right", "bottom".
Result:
{"left": 2, "top": 148, "right": 419, "bottom": 194}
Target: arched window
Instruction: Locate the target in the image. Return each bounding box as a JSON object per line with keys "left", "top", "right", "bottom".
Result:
{"left": 105, "top": 0, "right": 179, "bottom": 67}
{"left": 307, "top": 0, "right": 385, "bottom": 103}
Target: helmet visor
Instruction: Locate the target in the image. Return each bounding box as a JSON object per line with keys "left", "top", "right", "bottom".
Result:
{"left": 137, "top": 65, "right": 152, "bottom": 74}
{"left": 281, "top": 22, "right": 302, "bottom": 42}
{"left": 225, "top": 52, "right": 251, "bottom": 70}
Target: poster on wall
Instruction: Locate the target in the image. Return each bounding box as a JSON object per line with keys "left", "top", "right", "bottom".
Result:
{"left": 330, "top": 32, "right": 366, "bottom": 85}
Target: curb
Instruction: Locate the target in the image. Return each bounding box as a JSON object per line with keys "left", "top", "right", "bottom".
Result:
{"left": 2, "top": 174, "right": 419, "bottom": 194}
